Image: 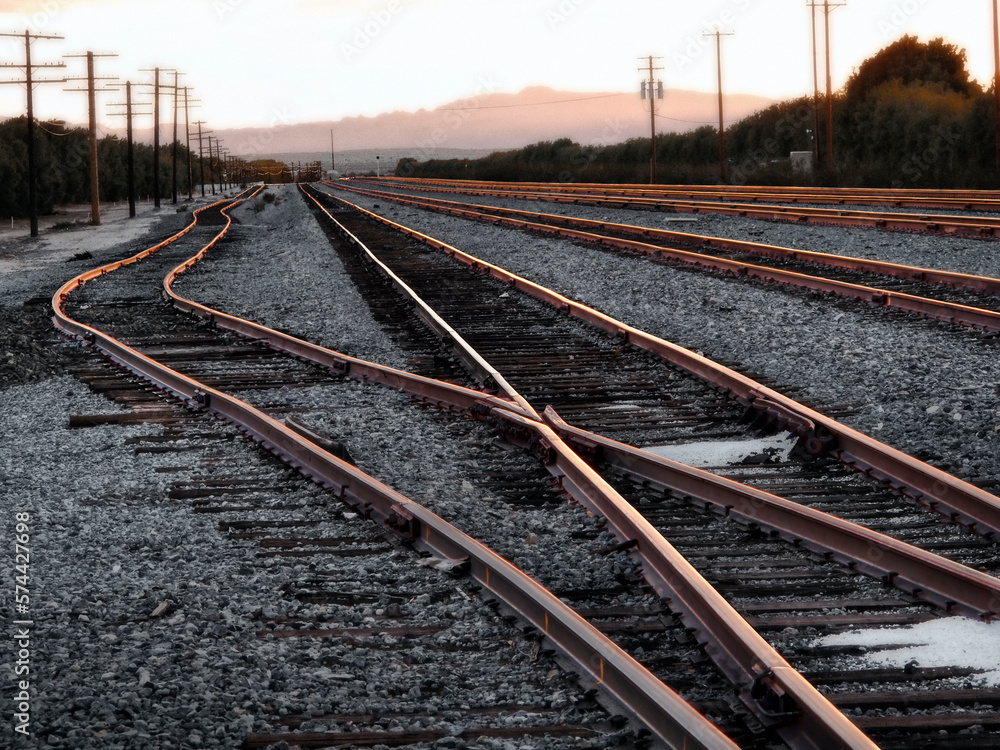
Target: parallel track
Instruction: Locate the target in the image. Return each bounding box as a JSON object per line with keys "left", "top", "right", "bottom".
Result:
{"left": 302, "top": 185, "right": 1000, "bottom": 748}
{"left": 371, "top": 177, "right": 1000, "bottom": 238}
{"left": 48, "top": 184, "right": 1000, "bottom": 749}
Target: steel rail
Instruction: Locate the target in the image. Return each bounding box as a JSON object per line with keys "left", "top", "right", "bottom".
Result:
{"left": 543, "top": 408, "right": 1000, "bottom": 621}
{"left": 154, "top": 185, "right": 1000, "bottom": 746}
{"left": 332, "top": 183, "right": 1000, "bottom": 334}
{"left": 321, "top": 188, "right": 1000, "bottom": 541}
{"left": 162, "top": 190, "right": 1000, "bottom": 624}
{"left": 298, "top": 184, "right": 539, "bottom": 421}
{"left": 163, "top": 194, "right": 1000, "bottom": 623}
{"left": 340, "top": 181, "right": 1000, "bottom": 299}
{"left": 161, "top": 190, "right": 878, "bottom": 746}
{"left": 386, "top": 177, "right": 1000, "bottom": 212}
{"left": 491, "top": 407, "right": 878, "bottom": 750}
{"left": 50, "top": 195, "right": 740, "bottom": 750}
{"left": 362, "top": 178, "right": 1000, "bottom": 238}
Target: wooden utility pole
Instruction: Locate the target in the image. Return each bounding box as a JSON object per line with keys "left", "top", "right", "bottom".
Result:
{"left": 807, "top": 1, "right": 843, "bottom": 169}
{"left": 994, "top": 0, "right": 1000, "bottom": 172}
{"left": 64, "top": 51, "right": 118, "bottom": 225}
{"left": 638, "top": 55, "right": 663, "bottom": 184}
{"left": 108, "top": 82, "right": 151, "bottom": 218}
{"left": 194, "top": 121, "right": 210, "bottom": 197}
{"left": 810, "top": 1, "right": 821, "bottom": 164}
{"left": 0, "top": 32, "right": 65, "bottom": 237}
{"left": 139, "top": 67, "right": 175, "bottom": 208}
{"left": 703, "top": 31, "right": 733, "bottom": 183}
{"left": 183, "top": 87, "right": 201, "bottom": 200}
{"left": 166, "top": 71, "right": 185, "bottom": 203}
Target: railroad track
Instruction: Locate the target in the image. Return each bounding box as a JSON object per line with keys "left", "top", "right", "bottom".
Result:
{"left": 329, "top": 181, "right": 1000, "bottom": 335}
{"left": 388, "top": 178, "right": 1000, "bottom": 212}
{"left": 49, "top": 182, "right": 1000, "bottom": 748}
{"left": 54, "top": 190, "right": 750, "bottom": 749}
{"left": 302, "top": 183, "right": 1000, "bottom": 748}
{"left": 367, "top": 177, "right": 1000, "bottom": 238}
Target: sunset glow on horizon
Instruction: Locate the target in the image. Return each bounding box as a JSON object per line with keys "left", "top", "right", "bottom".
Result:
{"left": 0, "top": 0, "right": 994, "bottom": 133}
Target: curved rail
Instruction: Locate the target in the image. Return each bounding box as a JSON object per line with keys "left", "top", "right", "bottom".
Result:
{"left": 367, "top": 177, "right": 1000, "bottom": 238}
{"left": 318, "top": 186, "right": 1000, "bottom": 542}
{"left": 333, "top": 182, "right": 1000, "bottom": 334}
{"left": 50, "top": 192, "right": 742, "bottom": 750}
{"left": 168, "top": 187, "right": 882, "bottom": 747}
{"left": 298, "top": 184, "right": 539, "bottom": 420}
{"left": 162, "top": 195, "right": 1000, "bottom": 622}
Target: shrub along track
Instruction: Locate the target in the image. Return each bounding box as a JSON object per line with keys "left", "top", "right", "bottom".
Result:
{"left": 304, "top": 183, "right": 1000, "bottom": 749}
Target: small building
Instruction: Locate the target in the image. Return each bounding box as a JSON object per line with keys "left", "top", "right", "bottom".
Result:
{"left": 790, "top": 151, "right": 814, "bottom": 174}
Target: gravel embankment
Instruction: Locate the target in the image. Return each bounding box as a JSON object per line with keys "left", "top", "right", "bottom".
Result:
{"left": 1, "top": 190, "right": 633, "bottom": 750}
{"left": 324, "top": 183, "right": 1000, "bottom": 485}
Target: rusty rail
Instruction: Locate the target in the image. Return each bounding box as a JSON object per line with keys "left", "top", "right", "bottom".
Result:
{"left": 298, "top": 184, "right": 539, "bottom": 420}
{"left": 50, "top": 191, "right": 742, "bottom": 750}
{"left": 365, "top": 177, "right": 1000, "bottom": 238}
{"left": 331, "top": 183, "right": 1000, "bottom": 334}
{"left": 387, "top": 177, "right": 1000, "bottom": 212}
{"left": 320, "top": 187, "right": 1000, "bottom": 541}
{"left": 339, "top": 182, "right": 1000, "bottom": 299}
{"left": 544, "top": 408, "right": 1000, "bottom": 621}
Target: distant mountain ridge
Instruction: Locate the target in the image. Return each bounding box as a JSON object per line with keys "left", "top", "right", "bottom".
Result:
{"left": 214, "top": 85, "right": 777, "bottom": 159}
{"left": 27, "top": 85, "right": 776, "bottom": 160}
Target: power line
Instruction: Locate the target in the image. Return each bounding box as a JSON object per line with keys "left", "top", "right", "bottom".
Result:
{"left": 0, "top": 31, "right": 66, "bottom": 237}
{"left": 65, "top": 51, "right": 118, "bottom": 225}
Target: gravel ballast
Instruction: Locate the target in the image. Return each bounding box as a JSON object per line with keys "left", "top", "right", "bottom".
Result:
{"left": 7, "top": 181, "right": 1000, "bottom": 748}
{"left": 323, "top": 183, "right": 1000, "bottom": 486}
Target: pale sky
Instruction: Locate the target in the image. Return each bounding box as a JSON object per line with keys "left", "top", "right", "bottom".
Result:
{"left": 0, "top": 0, "right": 995, "bottom": 133}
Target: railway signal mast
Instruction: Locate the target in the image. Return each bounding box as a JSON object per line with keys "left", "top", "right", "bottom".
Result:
{"left": 0, "top": 31, "right": 65, "bottom": 238}
{"left": 638, "top": 55, "right": 664, "bottom": 184}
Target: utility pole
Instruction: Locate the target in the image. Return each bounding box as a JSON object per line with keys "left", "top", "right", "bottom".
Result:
{"left": 194, "top": 121, "right": 211, "bottom": 197}
{"left": 813, "top": 1, "right": 844, "bottom": 169}
{"left": 0, "top": 32, "right": 65, "bottom": 238}
{"left": 330, "top": 128, "right": 336, "bottom": 174}
{"left": 183, "top": 87, "right": 201, "bottom": 199}
{"left": 165, "top": 71, "right": 185, "bottom": 203}
{"left": 108, "top": 82, "right": 151, "bottom": 218}
{"left": 637, "top": 56, "right": 663, "bottom": 184}
{"left": 810, "top": 1, "right": 821, "bottom": 165}
{"left": 994, "top": 0, "right": 1000, "bottom": 172}
{"left": 703, "top": 31, "right": 733, "bottom": 183}
{"left": 64, "top": 51, "right": 118, "bottom": 225}
{"left": 139, "top": 67, "right": 175, "bottom": 208}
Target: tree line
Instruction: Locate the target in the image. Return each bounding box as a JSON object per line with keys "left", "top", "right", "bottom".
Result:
{"left": 398, "top": 36, "right": 999, "bottom": 189}
{"left": 0, "top": 117, "right": 241, "bottom": 219}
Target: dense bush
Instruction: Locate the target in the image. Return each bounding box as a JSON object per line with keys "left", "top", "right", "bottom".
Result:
{"left": 398, "top": 36, "right": 1000, "bottom": 189}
